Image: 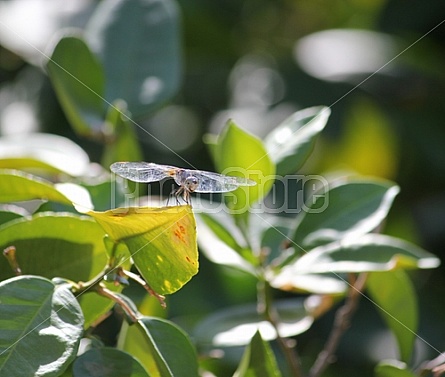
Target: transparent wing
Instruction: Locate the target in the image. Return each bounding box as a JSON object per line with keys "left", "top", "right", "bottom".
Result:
{"left": 185, "top": 169, "right": 256, "bottom": 193}
{"left": 110, "top": 162, "right": 173, "bottom": 183}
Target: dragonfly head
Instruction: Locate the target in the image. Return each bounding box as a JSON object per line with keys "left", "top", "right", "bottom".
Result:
{"left": 184, "top": 176, "right": 199, "bottom": 192}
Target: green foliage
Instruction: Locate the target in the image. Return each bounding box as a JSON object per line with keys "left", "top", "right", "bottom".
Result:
{"left": 0, "top": 1, "right": 441, "bottom": 376}
{"left": 367, "top": 271, "right": 418, "bottom": 363}
{"left": 214, "top": 120, "right": 275, "bottom": 213}
{"left": 47, "top": 34, "right": 105, "bottom": 136}
{"left": 264, "top": 106, "right": 331, "bottom": 176}
{"left": 73, "top": 348, "right": 148, "bottom": 377}
{"left": 374, "top": 360, "right": 417, "bottom": 377}
{"left": 233, "top": 331, "right": 282, "bottom": 377}
{"left": 0, "top": 276, "right": 83, "bottom": 376}
{"left": 89, "top": 206, "right": 198, "bottom": 295}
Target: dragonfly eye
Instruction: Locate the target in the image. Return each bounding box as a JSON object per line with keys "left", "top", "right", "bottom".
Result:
{"left": 184, "top": 176, "right": 199, "bottom": 192}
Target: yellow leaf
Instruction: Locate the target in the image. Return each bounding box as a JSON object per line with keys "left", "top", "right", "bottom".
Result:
{"left": 89, "top": 206, "right": 198, "bottom": 295}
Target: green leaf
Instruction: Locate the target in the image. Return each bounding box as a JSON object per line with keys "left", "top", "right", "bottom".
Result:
{"left": 73, "top": 348, "right": 149, "bottom": 377}
{"left": 290, "top": 234, "right": 440, "bottom": 274}
{"left": 215, "top": 120, "right": 275, "bottom": 212}
{"left": 0, "top": 133, "right": 90, "bottom": 176}
{"left": 193, "top": 299, "right": 313, "bottom": 347}
{"left": 0, "top": 169, "right": 72, "bottom": 205}
{"left": 375, "top": 360, "right": 417, "bottom": 377}
{"left": 101, "top": 100, "right": 143, "bottom": 167}
{"left": 0, "top": 276, "right": 83, "bottom": 376}
{"left": 264, "top": 106, "right": 330, "bottom": 175}
{"left": 119, "top": 317, "right": 199, "bottom": 377}
{"left": 195, "top": 212, "right": 257, "bottom": 275}
{"left": 0, "top": 204, "right": 28, "bottom": 226}
{"left": 233, "top": 331, "right": 282, "bottom": 377}
{"left": 270, "top": 271, "right": 347, "bottom": 295}
{"left": 0, "top": 212, "right": 115, "bottom": 328}
{"left": 47, "top": 34, "right": 105, "bottom": 136}
{"left": 248, "top": 213, "right": 293, "bottom": 262}
{"left": 89, "top": 206, "right": 198, "bottom": 295}
{"left": 292, "top": 179, "right": 400, "bottom": 249}
{"left": 85, "top": 0, "right": 182, "bottom": 119}
{"left": 367, "top": 270, "right": 417, "bottom": 362}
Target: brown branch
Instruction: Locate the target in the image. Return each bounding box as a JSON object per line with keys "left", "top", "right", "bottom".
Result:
{"left": 95, "top": 284, "right": 139, "bottom": 323}
{"left": 121, "top": 268, "right": 166, "bottom": 308}
{"left": 309, "top": 273, "right": 368, "bottom": 377}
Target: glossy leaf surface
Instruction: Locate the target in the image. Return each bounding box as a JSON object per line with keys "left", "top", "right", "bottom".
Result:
{"left": 264, "top": 106, "right": 331, "bottom": 175}
{"left": 292, "top": 179, "right": 400, "bottom": 249}
{"left": 0, "top": 276, "right": 83, "bottom": 376}
{"left": 73, "top": 348, "right": 149, "bottom": 377}
{"left": 0, "top": 212, "right": 114, "bottom": 328}
{"left": 290, "top": 234, "right": 440, "bottom": 274}
{"left": 194, "top": 299, "right": 313, "bottom": 347}
{"left": 119, "top": 317, "right": 198, "bottom": 377}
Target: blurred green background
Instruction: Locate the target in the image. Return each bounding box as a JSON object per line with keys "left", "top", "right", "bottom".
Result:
{"left": 1, "top": 0, "right": 445, "bottom": 375}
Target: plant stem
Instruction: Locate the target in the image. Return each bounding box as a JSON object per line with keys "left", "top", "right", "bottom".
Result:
{"left": 309, "top": 273, "right": 368, "bottom": 377}
{"left": 258, "top": 279, "right": 304, "bottom": 377}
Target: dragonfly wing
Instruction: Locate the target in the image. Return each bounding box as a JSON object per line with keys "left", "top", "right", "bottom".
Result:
{"left": 110, "top": 162, "right": 170, "bottom": 183}
{"left": 191, "top": 170, "right": 256, "bottom": 193}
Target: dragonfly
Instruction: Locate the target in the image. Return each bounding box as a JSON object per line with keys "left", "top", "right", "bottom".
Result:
{"left": 110, "top": 162, "right": 256, "bottom": 204}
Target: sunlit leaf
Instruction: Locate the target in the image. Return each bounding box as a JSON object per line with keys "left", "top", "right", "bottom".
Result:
{"left": 375, "top": 360, "right": 416, "bottom": 377}
{"left": 118, "top": 317, "right": 198, "bottom": 377}
{"left": 47, "top": 34, "right": 105, "bottom": 136}
{"left": 0, "top": 169, "right": 72, "bottom": 205}
{"left": 89, "top": 206, "right": 198, "bottom": 295}
{"left": 367, "top": 270, "right": 417, "bottom": 363}
{"left": 0, "top": 133, "right": 90, "bottom": 176}
{"left": 73, "top": 348, "right": 149, "bottom": 377}
{"left": 85, "top": 0, "right": 181, "bottom": 119}
{"left": 195, "top": 213, "right": 256, "bottom": 276}
{"left": 0, "top": 212, "right": 115, "bottom": 328}
{"left": 233, "top": 331, "right": 282, "bottom": 377}
{"left": 290, "top": 234, "right": 440, "bottom": 274}
{"left": 292, "top": 179, "right": 400, "bottom": 248}
{"left": 269, "top": 270, "right": 347, "bottom": 295}
{"left": 215, "top": 120, "right": 275, "bottom": 212}
{"left": 0, "top": 204, "right": 28, "bottom": 226}
{"left": 194, "top": 299, "right": 313, "bottom": 347}
{"left": 0, "top": 276, "right": 83, "bottom": 376}
{"left": 264, "top": 106, "right": 330, "bottom": 175}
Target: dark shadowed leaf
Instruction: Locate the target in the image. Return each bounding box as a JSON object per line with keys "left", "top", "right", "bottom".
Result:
{"left": 47, "top": 34, "right": 105, "bottom": 136}
{"left": 86, "top": 0, "right": 181, "bottom": 119}
{"left": 73, "top": 348, "right": 149, "bottom": 377}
